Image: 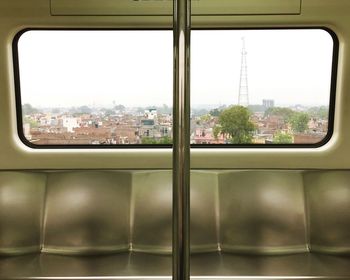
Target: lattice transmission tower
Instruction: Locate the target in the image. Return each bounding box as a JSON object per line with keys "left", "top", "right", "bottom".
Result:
{"left": 238, "top": 37, "right": 249, "bottom": 107}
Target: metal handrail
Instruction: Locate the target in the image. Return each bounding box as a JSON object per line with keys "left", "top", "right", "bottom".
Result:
{"left": 173, "top": 0, "right": 191, "bottom": 279}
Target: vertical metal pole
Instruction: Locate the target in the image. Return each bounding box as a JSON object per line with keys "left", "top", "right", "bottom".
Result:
{"left": 173, "top": 0, "right": 190, "bottom": 279}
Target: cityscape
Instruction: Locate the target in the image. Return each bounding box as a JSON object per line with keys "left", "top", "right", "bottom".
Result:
{"left": 22, "top": 101, "right": 329, "bottom": 145}
{"left": 19, "top": 33, "right": 332, "bottom": 146}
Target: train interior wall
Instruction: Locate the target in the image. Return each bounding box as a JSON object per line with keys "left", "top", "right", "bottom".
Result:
{"left": 1, "top": 0, "right": 350, "bottom": 279}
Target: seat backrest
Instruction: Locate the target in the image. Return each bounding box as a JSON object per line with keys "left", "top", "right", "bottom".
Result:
{"left": 1, "top": 170, "right": 349, "bottom": 256}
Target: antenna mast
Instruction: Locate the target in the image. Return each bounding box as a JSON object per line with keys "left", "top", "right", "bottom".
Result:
{"left": 238, "top": 37, "right": 249, "bottom": 107}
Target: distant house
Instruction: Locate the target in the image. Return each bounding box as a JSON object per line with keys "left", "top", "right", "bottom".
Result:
{"left": 144, "top": 108, "right": 157, "bottom": 120}
{"left": 62, "top": 117, "right": 80, "bottom": 133}
{"left": 192, "top": 128, "right": 225, "bottom": 144}
{"left": 140, "top": 119, "right": 155, "bottom": 137}
{"left": 294, "top": 133, "right": 325, "bottom": 144}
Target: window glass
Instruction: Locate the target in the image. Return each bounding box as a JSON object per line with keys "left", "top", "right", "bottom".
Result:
{"left": 15, "top": 29, "right": 336, "bottom": 147}
{"left": 191, "top": 29, "right": 335, "bottom": 145}
{"left": 17, "top": 30, "right": 173, "bottom": 146}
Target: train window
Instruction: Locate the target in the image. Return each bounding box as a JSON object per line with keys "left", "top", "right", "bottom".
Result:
{"left": 15, "top": 30, "right": 173, "bottom": 147}
{"left": 14, "top": 29, "right": 337, "bottom": 148}
{"left": 191, "top": 29, "right": 337, "bottom": 146}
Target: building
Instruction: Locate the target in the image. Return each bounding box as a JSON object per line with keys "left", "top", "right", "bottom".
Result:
{"left": 62, "top": 117, "right": 80, "bottom": 133}
{"left": 140, "top": 119, "right": 156, "bottom": 137}
{"left": 263, "top": 99, "right": 275, "bottom": 109}
{"left": 144, "top": 108, "right": 157, "bottom": 120}
{"left": 23, "top": 123, "right": 32, "bottom": 140}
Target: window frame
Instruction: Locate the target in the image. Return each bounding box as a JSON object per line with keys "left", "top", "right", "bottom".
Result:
{"left": 12, "top": 27, "right": 339, "bottom": 149}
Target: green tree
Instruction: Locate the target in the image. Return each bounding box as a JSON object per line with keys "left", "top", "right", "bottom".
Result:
{"left": 192, "top": 108, "right": 209, "bottom": 117}
{"left": 22, "top": 104, "right": 38, "bottom": 115}
{"left": 200, "top": 114, "right": 211, "bottom": 123}
{"left": 213, "top": 125, "right": 222, "bottom": 139}
{"left": 23, "top": 117, "right": 39, "bottom": 128}
{"left": 273, "top": 131, "right": 293, "bottom": 144}
{"left": 78, "top": 106, "right": 92, "bottom": 114}
{"left": 141, "top": 137, "right": 157, "bottom": 144}
{"left": 215, "top": 106, "right": 255, "bottom": 144}
{"left": 209, "top": 108, "right": 221, "bottom": 117}
{"left": 158, "top": 136, "right": 172, "bottom": 144}
{"left": 307, "top": 106, "right": 328, "bottom": 120}
{"left": 290, "top": 112, "right": 310, "bottom": 133}
{"left": 141, "top": 136, "right": 172, "bottom": 144}
{"left": 265, "top": 107, "right": 294, "bottom": 123}
{"left": 100, "top": 108, "right": 115, "bottom": 116}
{"left": 114, "top": 104, "right": 126, "bottom": 111}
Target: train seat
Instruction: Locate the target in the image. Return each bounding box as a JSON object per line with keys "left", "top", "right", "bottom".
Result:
{"left": 1, "top": 170, "right": 350, "bottom": 279}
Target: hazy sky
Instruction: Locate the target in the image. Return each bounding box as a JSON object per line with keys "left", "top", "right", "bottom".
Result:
{"left": 17, "top": 29, "right": 334, "bottom": 108}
